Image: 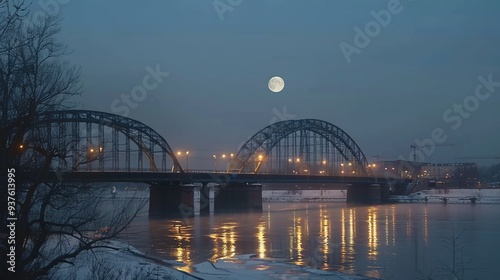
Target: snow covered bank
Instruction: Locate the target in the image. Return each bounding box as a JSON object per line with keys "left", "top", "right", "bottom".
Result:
{"left": 50, "top": 239, "right": 198, "bottom": 280}
{"left": 263, "top": 188, "right": 500, "bottom": 204}
{"left": 48, "top": 240, "right": 377, "bottom": 279}
{"left": 389, "top": 189, "right": 500, "bottom": 204}
{"left": 263, "top": 190, "right": 347, "bottom": 202}
{"left": 190, "top": 254, "right": 377, "bottom": 280}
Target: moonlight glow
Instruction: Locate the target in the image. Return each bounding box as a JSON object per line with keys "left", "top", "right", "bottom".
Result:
{"left": 268, "top": 76, "right": 285, "bottom": 93}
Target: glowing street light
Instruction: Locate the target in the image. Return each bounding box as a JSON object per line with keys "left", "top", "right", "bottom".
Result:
{"left": 213, "top": 154, "right": 217, "bottom": 170}
{"left": 258, "top": 154, "right": 263, "bottom": 161}
{"left": 177, "top": 151, "right": 190, "bottom": 171}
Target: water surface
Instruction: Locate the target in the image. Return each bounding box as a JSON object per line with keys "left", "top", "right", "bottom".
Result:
{"left": 122, "top": 202, "right": 500, "bottom": 279}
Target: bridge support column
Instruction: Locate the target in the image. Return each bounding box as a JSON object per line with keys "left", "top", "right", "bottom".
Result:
{"left": 149, "top": 185, "right": 200, "bottom": 217}
{"left": 193, "top": 187, "right": 201, "bottom": 216}
{"left": 214, "top": 184, "right": 262, "bottom": 212}
{"left": 347, "top": 184, "right": 384, "bottom": 204}
{"left": 209, "top": 186, "right": 215, "bottom": 214}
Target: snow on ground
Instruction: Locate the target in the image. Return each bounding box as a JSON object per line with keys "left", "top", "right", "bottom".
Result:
{"left": 49, "top": 240, "right": 377, "bottom": 280}
{"left": 190, "top": 254, "right": 377, "bottom": 280}
{"left": 263, "top": 190, "right": 347, "bottom": 202}
{"left": 389, "top": 188, "right": 500, "bottom": 204}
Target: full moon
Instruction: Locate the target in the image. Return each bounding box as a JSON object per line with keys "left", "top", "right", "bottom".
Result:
{"left": 268, "top": 76, "right": 285, "bottom": 93}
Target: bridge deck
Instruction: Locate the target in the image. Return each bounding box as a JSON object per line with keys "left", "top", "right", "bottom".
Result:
{"left": 42, "top": 171, "right": 411, "bottom": 185}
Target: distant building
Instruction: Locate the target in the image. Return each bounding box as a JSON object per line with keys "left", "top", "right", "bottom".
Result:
{"left": 373, "top": 160, "right": 479, "bottom": 189}
{"left": 421, "top": 162, "right": 478, "bottom": 188}
{"left": 374, "top": 160, "right": 425, "bottom": 179}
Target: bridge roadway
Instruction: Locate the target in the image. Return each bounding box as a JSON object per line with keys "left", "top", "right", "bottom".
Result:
{"left": 44, "top": 171, "right": 411, "bottom": 186}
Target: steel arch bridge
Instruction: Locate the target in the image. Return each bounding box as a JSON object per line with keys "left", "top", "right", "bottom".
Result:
{"left": 22, "top": 110, "right": 183, "bottom": 172}
{"left": 228, "top": 119, "right": 370, "bottom": 175}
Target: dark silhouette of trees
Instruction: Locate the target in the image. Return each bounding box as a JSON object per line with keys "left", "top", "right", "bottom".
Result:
{"left": 1, "top": 2, "right": 146, "bottom": 279}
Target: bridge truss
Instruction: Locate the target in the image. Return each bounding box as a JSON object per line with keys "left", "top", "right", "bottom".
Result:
{"left": 20, "top": 110, "right": 182, "bottom": 172}
{"left": 229, "top": 119, "right": 369, "bottom": 175}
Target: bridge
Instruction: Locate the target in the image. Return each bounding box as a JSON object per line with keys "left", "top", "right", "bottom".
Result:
{"left": 18, "top": 110, "right": 411, "bottom": 216}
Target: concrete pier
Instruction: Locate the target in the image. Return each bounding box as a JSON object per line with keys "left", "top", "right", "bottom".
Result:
{"left": 214, "top": 184, "right": 263, "bottom": 212}
{"left": 347, "top": 184, "right": 391, "bottom": 204}
{"left": 149, "top": 184, "right": 198, "bottom": 217}
{"left": 149, "top": 183, "right": 263, "bottom": 217}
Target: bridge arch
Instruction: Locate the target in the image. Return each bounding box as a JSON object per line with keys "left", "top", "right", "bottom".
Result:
{"left": 229, "top": 119, "right": 369, "bottom": 175}
{"left": 25, "top": 110, "right": 182, "bottom": 172}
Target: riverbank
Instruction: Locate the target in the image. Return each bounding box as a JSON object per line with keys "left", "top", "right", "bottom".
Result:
{"left": 389, "top": 188, "right": 500, "bottom": 204}
{"left": 263, "top": 188, "right": 500, "bottom": 204}
{"left": 49, "top": 239, "right": 378, "bottom": 279}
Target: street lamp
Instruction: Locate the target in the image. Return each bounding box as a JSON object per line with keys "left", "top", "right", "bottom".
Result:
{"left": 177, "top": 151, "right": 190, "bottom": 171}
{"left": 213, "top": 154, "right": 217, "bottom": 171}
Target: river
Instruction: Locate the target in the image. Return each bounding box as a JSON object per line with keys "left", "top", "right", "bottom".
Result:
{"left": 121, "top": 200, "right": 499, "bottom": 279}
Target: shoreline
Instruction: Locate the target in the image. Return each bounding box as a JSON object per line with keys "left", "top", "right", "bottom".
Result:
{"left": 49, "top": 239, "right": 378, "bottom": 279}
{"left": 263, "top": 188, "right": 500, "bottom": 204}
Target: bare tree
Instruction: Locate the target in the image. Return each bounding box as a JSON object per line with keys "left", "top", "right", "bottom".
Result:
{"left": 1, "top": 4, "right": 147, "bottom": 279}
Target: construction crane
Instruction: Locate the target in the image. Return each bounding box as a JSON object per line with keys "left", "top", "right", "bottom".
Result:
{"left": 410, "top": 143, "right": 454, "bottom": 162}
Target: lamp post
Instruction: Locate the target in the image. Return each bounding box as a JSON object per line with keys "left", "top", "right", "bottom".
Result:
{"left": 177, "top": 151, "right": 190, "bottom": 172}
{"left": 213, "top": 154, "right": 217, "bottom": 171}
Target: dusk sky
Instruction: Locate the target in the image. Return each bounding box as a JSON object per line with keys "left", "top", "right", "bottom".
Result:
{"left": 34, "top": 0, "right": 500, "bottom": 168}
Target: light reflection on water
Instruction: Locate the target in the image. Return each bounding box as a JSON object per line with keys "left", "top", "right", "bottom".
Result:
{"left": 123, "top": 203, "right": 500, "bottom": 279}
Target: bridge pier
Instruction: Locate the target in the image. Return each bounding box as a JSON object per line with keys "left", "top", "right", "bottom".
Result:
{"left": 347, "top": 184, "right": 391, "bottom": 204}
{"left": 149, "top": 184, "right": 201, "bottom": 217}
{"left": 214, "top": 183, "right": 262, "bottom": 212}
{"left": 209, "top": 185, "right": 215, "bottom": 214}
{"left": 149, "top": 184, "right": 262, "bottom": 217}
